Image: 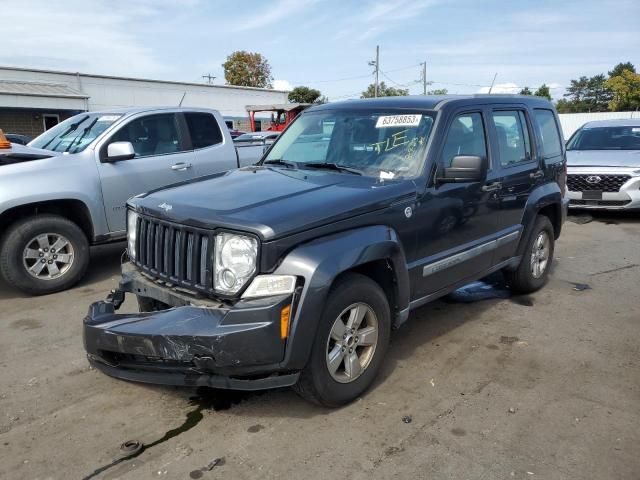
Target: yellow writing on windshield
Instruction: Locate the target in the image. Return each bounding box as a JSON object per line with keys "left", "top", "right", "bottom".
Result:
{"left": 370, "top": 130, "right": 426, "bottom": 154}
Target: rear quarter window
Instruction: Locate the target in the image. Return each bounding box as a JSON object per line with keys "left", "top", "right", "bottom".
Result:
{"left": 185, "top": 112, "right": 223, "bottom": 149}
{"left": 533, "top": 109, "right": 563, "bottom": 159}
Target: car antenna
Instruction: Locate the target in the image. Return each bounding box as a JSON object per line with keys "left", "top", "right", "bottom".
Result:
{"left": 178, "top": 92, "right": 186, "bottom": 107}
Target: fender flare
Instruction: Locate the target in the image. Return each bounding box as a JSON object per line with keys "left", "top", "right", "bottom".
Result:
{"left": 516, "top": 182, "right": 563, "bottom": 258}
{"left": 273, "top": 224, "right": 409, "bottom": 370}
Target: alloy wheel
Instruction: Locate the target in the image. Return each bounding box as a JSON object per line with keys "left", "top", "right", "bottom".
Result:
{"left": 22, "top": 233, "right": 75, "bottom": 280}
{"left": 530, "top": 231, "right": 550, "bottom": 279}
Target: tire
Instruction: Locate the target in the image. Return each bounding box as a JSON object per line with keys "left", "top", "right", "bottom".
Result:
{"left": 0, "top": 215, "right": 90, "bottom": 295}
{"left": 504, "top": 215, "right": 555, "bottom": 294}
{"left": 293, "top": 272, "right": 391, "bottom": 407}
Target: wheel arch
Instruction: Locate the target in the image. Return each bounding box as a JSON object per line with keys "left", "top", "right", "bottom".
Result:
{"left": 516, "top": 183, "right": 563, "bottom": 258}
{"left": 273, "top": 225, "right": 410, "bottom": 371}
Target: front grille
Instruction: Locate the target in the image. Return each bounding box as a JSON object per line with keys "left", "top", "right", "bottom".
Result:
{"left": 134, "top": 215, "right": 214, "bottom": 293}
{"left": 567, "top": 174, "right": 630, "bottom": 193}
{"left": 570, "top": 199, "right": 631, "bottom": 207}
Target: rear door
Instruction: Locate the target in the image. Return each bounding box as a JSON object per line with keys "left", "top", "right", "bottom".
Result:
{"left": 96, "top": 112, "right": 196, "bottom": 232}
{"left": 489, "top": 106, "right": 541, "bottom": 263}
{"left": 412, "top": 107, "right": 500, "bottom": 299}
{"left": 182, "top": 111, "right": 239, "bottom": 176}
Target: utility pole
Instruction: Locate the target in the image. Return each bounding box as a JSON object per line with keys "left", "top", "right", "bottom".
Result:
{"left": 202, "top": 74, "right": 216, "bottom": 84}
{"left": 421, "top": 62, "right": 427, "bottom": 95}
{"left": 368, "top": 45, "right": 380, "bottom": 97}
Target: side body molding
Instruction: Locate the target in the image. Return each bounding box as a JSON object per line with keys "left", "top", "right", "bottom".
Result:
{"left": 273, "top": 225, "right": 409, "bottom": 371}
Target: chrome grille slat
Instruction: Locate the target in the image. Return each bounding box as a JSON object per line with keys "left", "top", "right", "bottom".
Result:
{"left": 132, "top": 215, "right": 214, "bottom": 293}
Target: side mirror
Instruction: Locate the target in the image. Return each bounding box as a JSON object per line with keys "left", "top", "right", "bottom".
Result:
{"left": 438, "top": 155, "right": 486, "bottom": 183}
{"left": 105, "top": 142, "right": 135, "bottom": 162}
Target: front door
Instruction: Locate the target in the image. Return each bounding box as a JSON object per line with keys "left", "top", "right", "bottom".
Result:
{"left": 96, "top": 112, "right": 196, "bottom": 232}
{"left": 412, "top": 109, "right": 500, "bottom": 299}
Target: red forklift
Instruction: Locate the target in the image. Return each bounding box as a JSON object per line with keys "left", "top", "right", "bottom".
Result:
{"left": 245, "top": 103, "right": 310, "bottom": 132}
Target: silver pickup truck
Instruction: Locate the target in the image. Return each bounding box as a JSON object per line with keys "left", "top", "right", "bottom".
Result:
{"left": 0, "top": 107, "right": 258, "bottom": 295}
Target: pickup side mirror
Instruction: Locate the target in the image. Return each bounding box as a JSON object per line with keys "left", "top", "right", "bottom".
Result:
{"left": 105, "top": 141, "right": 135, "bottom": 162}
{"left": 438, "top": 155, "right": 486, "bottom": 183}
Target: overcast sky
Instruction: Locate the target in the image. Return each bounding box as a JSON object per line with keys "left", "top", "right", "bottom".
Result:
{"left": 2, "top": 0, "right": 639, "bottom": 100}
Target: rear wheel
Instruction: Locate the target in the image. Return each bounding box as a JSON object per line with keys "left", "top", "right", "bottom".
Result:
{"left": 0, "top": 215, "right": 89, "bottom": 295}
{"left": 504, "top": 215, "right": 555, "bottom": 294}
{"left": 294, "top": 273, "right": 390, "bottom": 407}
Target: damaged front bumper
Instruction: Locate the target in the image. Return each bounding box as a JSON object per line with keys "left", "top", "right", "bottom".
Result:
{"left": 83, "top": 265, "right": 300, "bottom": 390}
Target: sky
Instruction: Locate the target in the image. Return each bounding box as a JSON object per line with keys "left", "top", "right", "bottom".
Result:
{"left": 2, "top": 0, "right": 639, "bottom": 100}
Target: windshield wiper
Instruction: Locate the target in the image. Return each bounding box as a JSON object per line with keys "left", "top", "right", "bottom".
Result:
{"left": 263, "top": 159, "right": 298, "bottom": 169}
{"left": 41, "top": 115, "right": 89, "bottom": 150}
{"left": 302, "top": 162, "right": 363, "bottom": 175}
{"left": 65, "top": 117, "right": 98, "bottom": 153}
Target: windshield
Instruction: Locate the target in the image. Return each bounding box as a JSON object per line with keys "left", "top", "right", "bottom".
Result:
{"left": 567, "top": 125, "right": 640, "bottom": 151}
{"left": 264, "top": 109, "right": 435, "bottom": 179}
{"left": 29, "top": 113, "right": 123, "bottom": 153}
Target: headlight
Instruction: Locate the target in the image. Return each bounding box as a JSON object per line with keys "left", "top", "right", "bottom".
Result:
{"left": 242, "top": 275, "right": 296, "bottom": 298}
{"left": 127, "top": 210, "right": 138, "bottom": 260}
{"left": 214, "top": 233, "right": 258, "bottom": 294}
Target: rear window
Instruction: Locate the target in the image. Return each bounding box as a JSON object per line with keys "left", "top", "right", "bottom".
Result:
{"left": 184, "top": 112, "right": 223, "bottom": 149}
{"left": 567, "top": 125, "right": 640, "bottom": 150}
{"left": 533, "top": 109, "right": 563, "bottom": 158}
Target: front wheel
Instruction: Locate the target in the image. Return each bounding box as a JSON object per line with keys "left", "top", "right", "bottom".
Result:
{"left": 0, "top": 215, "right": 89, "bottom": 295}
{"left": 504, "top": 215, "right": 555, "bottom": 294}
{"left": 294, "top": 273, "right": 390, "bottom": 407}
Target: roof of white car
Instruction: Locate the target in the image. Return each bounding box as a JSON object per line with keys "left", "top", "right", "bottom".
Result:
{"left": 583, "top": 118, "right": 640, "bottom": 128}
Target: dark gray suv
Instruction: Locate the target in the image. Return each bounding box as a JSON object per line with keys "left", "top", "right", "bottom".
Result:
{"left": 84, "top": 95, "right": 568, "bottom": 406}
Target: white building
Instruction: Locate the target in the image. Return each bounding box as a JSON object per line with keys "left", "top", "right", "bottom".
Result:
{"left": 0, "top": 66, "right": 288, "bottom": 137}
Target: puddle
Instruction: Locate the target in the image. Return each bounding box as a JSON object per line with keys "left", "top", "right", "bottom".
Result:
{"left": 193, "top": 387, "right": 258, "bottom": 411}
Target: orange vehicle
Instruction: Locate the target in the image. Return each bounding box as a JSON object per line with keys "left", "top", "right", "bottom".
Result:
{"left": 246, "top": 103, "right": 310, "bottom": 132}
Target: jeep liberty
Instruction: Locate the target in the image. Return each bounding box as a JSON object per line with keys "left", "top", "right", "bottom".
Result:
{"left": 84, "top": 95, "right": 568, "bottom": 406}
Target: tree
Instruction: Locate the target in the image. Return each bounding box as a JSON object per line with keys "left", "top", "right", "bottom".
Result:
{"left": 534, "top": 84, "right": 552, "bottom": 100}
{"left": 222, "top": 51, "right": 272, "bottom": 88}
{"left": 585, "top": 74, "right": 612, "bottom": 111}
{"left": 288, "top": 86, "right": 322, "bottom": 104}
{"left": 361, "top": 81, "right": 409, "bottom": 98}
{"left": 519, "top": 87, "right": 533, "bottom": 95}
{"left": 609, "top": 62, "right": 636, "bottom": 78}
{"left": 555, "top": 99, "right": 574, "bottom": 114}
{"left": 605, "top": 69, "right": 640, "bottom": 111}
{"left": 427, "top": 88, "right": 448, "bottom": 95}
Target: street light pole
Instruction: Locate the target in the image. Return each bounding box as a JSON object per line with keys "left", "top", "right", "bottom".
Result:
{"left": 368, "top": 45, "right": 380, "bottom": 97}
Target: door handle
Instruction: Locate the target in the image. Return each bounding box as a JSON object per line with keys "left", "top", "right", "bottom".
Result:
{"left": 530, "top": 170, "right": 544, "bottom": 179}
{"left": 171, "top": 162, "right": 192, "bottom": 171}
{"left": 482, "top": 182, "right": 502, "bottom": 192}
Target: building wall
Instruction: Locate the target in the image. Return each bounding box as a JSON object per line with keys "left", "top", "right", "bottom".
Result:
{"left": 0, "top": 109, "right": 75, "bottom": 137}
{"left": 558, "top": 111, "right": 639, "bottom": 139}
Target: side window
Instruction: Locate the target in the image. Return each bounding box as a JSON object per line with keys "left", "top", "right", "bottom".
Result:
{"left": 533, "top": 109, "right": 563, "bottom": 158}
{"left": 440, "top": 112, "right": 487, "bottom": 167}
{"left": 491, "top": 110, "right": 532, "bottom": 166}
{"left": 110, "top": 113, "right": 181, "bottom": 157}
{"left": 185, "top": 112, "right": 223, "bottom": 149}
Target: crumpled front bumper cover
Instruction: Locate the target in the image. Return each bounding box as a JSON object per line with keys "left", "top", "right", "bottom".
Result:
{"left": 83, "top": 284, "right": 299, "bottom": 390}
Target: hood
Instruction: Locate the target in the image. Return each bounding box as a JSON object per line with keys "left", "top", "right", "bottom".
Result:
{"left": 0, "top": 143, "right": 60, "bottom": 166}
{"left": 567, "top": 149, "right": 640, "bottom": 168}
{"left": 131, "top": 166, "right": 417, "bottom": 241}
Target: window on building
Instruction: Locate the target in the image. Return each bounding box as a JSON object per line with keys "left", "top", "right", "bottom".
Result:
{"left": 440, "top": 112, "right": 487, "bottom": 167}
{"left": 491, "top": 110, "right": 532, "bottom": 166}
{"left": 534, "top": 109, "right": 563, "bottom": 158}
{"left": 184, "top": 112, "right": 223, "bottom": 149}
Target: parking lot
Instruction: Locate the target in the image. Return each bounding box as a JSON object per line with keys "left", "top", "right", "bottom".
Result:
{"left": 1, "top": 212, "right": 639, "bottom": 480}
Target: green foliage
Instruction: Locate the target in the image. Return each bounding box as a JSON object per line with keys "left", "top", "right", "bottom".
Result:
{"left": 222, "top": 51, "right": 272, "bottom": 88}
{"left": 534, "top": 84, "right": 552, "bottom": 101}
{"left": 519, "top": 87, "right": 533, "bottom": 95}
{"left": 288, "top": 86, "right": 322, "bottom": 104}
{"left": 427, "top": 88, "right": 448, "bottom": 95}
{"left": 605, "top": 69, "right": 640, "bottom": 111}
{"left": 361, "top": 81, "right": 409, "bottom": 98}
{"left": 609, "top": 62, "right": 636, "bottom": 78}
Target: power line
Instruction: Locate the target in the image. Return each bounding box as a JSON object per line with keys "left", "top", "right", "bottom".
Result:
{"left": 288, "top": 63, "right": 422, "bottom": 86}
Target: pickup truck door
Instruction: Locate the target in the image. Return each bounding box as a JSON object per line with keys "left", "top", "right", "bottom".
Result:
{"left": 487, "top": 106, "right": 541, "bottom": 264}
{"left": 411, "top": 108, "right": 500, "bottom": 300}
{"left": 181, "top": 111, "right": 239, "bottom": 176}
{"left": 96, "top": 112, "right": 196, "bottom": 233}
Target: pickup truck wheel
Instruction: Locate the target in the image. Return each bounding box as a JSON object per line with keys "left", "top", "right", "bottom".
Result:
{"left": 294, "top": 273, "right": 390, "bottom": 407}
{"left": 0, "top": 215, "right": 89, "bottom": 295}
{"left": 505, "top": 215, "right": 555, "bottom": 294}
